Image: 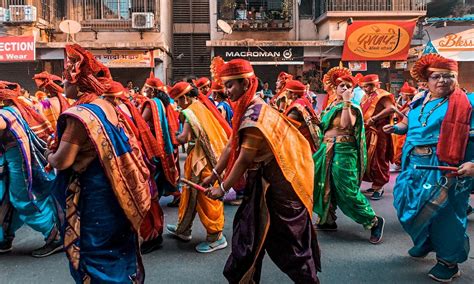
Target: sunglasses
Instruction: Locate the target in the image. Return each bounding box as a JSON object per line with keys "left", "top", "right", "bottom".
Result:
{"left": 428, "top": 74, "right": 456, "bottom": 81}
{"left": 338, "top": 84, "right": 353, "bottom": 89}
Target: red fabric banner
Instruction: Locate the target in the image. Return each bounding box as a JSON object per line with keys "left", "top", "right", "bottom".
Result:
{"left": 342, "top": 21, "right": 416, "bottom": 61}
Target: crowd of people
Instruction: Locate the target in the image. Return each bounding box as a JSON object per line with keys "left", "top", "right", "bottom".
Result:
{"left": 0, "top": 43, "right": 473, "bottom": 283}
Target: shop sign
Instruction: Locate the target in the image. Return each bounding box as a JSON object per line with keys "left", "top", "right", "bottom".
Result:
{"left": 381, "top": 61, "right": 391, "bottom": 69}
{"left": 342, "top": 21, "right": 416, "bottom": 61}
{"left": 348, "top": 61, "right": 367, "bottom": 71}
{"left": 424, "top": 26, "right": 474, "bottom": 61}
{"left": 214, "top": 47, "right": 304, "bottom": 65}
{"left": 423, "top": 41, "right": 439, "bottom": 55}
{"left": 0, "top": 36, "right": 35, "bottom": 62}
{"left": 395, "top": 61, "right": 407, "bottom": 69}
{"left": 92, "top": 50, "right": 153, "bottom": 68}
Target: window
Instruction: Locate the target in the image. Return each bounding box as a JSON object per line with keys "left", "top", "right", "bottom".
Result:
{"left": 299, "top": 0, "right": 313, "bottom": 18}
{"left": 218, "top": 0, "right": 293, "bottom": 30}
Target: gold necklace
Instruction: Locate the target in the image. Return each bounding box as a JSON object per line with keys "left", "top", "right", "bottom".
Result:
{"left": 417, "top": 94, "right": 448, "bottom": 127}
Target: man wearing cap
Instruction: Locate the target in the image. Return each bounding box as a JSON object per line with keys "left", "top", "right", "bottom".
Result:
{"left": 203, "top": 59, "right": 320, "bottom": 283}
{"left": 392, "top": 82, "right": 416, "bottom": 169}
{"left": 47, "top": 44, "right": 151, "bottom": 283}
{"left": 359, "top": 74, "right": 395, "bottom": 200}
{"left": 195, "top": 77, "right": 212, "bottom": 98}
{"left": 211, "top": 81, "right": 233, "bottom": 127}
{"left": 284, "top": 79, "right": 321, "bottom": 153}
{"left": 384, "top": 54, "right": 474, "bottom": 282}
{"left": 0, "top": 81, "right": 61, "bottom": 258}
{"left": 270, "top": 72, "right": 293, "bottom": 112}
{"left": 165, "top": 82, "right": 228, "bottom": 253}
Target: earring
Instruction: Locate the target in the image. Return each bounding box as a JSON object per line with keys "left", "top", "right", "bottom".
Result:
{"left": 244, "top": 87, "right": 248, "bottom": 91}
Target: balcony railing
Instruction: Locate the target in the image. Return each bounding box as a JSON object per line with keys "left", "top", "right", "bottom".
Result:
{"left": 218, "top": 0, "right": 293, "bottom": 31}
{"left": 0, "top": 0, "right": 61, "bottom": 25}
{"left": 319, "top": 0, "right": 427, "bottom": 14}
{"left": 70, "top": 0, "right": 158, "bottom": 31}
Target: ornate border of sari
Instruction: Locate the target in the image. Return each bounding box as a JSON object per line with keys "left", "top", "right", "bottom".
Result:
{"left": 0, "top": 108, "right": 34, "bottom": 200}
{"left": 360, "top": 88, "right": 394, "bottom": 121}
{"left": 182, "top": 101, "right": 228, "bottom": 170}
{"left": 58, "top": 104, "right": 151, "bottom": 273}
{"left": 286, "top": 99, "right": 322, "bottom": 152}
{"left": 142, "top": 98, "right": 179, "bottom": 186}
{"left": 239, "top": 98, "right": 314, "bottom": 215}
{"left": 314, "top": 102, "right": 367, "bottom": 222}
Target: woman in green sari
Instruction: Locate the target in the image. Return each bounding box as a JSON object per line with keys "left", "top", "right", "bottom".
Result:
{"left": 313, "top": 74, "right": 385, "bottom": 244}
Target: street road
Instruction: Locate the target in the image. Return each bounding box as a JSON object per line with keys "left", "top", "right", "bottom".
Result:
{"left": 1, "top": 172, "right": 473, "bottom": 283}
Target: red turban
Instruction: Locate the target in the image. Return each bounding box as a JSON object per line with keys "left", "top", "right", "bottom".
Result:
{"left": 33, "top": 71, "right": 64, "bottom": 96}
{"left": 336, "top": 75, "right": 357, "bottom": 87}
{"left": 400, "top": 82, "right": 416, "bottom": 95}
{"left": 0, "top": 88, "right": 19, "bottom": 101}
{"left": 277, "top": 72, "right": 293, "bottom": 83}
{"left": 285, "top": 80, "right": 306, "bottom": 95}
{"left": 64, "top": 44, "right": 111, "bottom": 95}
{"left": 103, "top": 81, "right": 126, "bottom": 97}
{"left": 194, "top": 77, "right": 211, "bottom": 89}
{"left": 169, "top": 82, "right": 193, "bottom": 100}
{"left": 145, "top": 71, "right": 164, "bottom": 89}
{"left": 218, "top": 59, "right": 256, "bottom": 83}
{"left": 411, "top": 54, "right": 458, "bottom": 82}
{"left": 360, "top": 74, "right": 380, "bottom": 86}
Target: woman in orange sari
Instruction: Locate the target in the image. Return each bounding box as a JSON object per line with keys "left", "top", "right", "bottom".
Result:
{"left": 165, "top": 82, "right": 228, "bottom": 253}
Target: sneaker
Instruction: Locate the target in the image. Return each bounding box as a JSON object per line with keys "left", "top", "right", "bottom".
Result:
{"left": 364, "top": 188, "right": 375, "bottom": 194}
{"left": 370, "top": 190, "right": 384, "bottom": 200}
{"left": 195, "top": 235, "right": 228, "bottom": 253}
{"left": 141, "top": 235, "right": 163, "bottom": 254}
{"left": 408, "top": 242, "right": 433, "bottom": 258}
{"left": 428, "top": 261, "right": 460, "bottom": 282}
{"left": 166, "top": 224, "right": 192, "bottom": 242}
{"left": 167, "top": 195, "right": 181, "bottom": 207}
{"left": 31, "top": 239, "right": 63, "bottom": 258}
{"left": 0, "top": 240, "right": 13, "bottom": 254}
{"left": 316, "top": 223, "right": 338, "bottom": 231}
{"left": 369, "top": 216, "right": 384, "bottom": 244}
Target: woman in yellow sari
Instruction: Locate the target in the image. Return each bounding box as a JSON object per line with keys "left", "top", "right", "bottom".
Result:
{"left": 166, "top": 82, "right": 228, "bottom": 253}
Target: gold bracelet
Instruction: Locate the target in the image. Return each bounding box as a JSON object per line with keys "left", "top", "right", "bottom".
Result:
{"left": 343, "top": 101, "right": 352, "bottom": 108}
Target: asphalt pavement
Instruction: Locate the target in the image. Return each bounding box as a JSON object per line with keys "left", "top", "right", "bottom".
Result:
{"left": 0, "top": 172, "right": 473, "bottom": 283}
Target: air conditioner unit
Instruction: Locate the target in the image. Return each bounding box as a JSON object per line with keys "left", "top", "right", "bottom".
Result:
{"left": 132, "top": 12, "right": 154, "bottom": 29}
{"left": 9, "top": 5, "right": 37, "bottom": 22}
{"left": 0, "top": 7, "right": 10, "bottom": 22}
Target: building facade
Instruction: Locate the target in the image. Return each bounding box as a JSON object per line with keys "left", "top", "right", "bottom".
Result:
{"left": 0, "top": 0, "right": 172, "bottom": 90}
{"left": 207, "top": 0, "right": 427, "bottom": 93}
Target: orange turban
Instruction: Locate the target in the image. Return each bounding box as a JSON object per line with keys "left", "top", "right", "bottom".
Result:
{"left": 285, "top": 80, "right": 306, "bottom": 95}
{"left": 359, "top": 74, "right": 380, "bottom": 86}
{"left": 411, "top": 54, "right": 458, "bottom": 82}
{"left": 169, "top": 82, "right": 193, "bottom": 100}
{"left": 400, "top": 82, "right": 416, "bottom": 95}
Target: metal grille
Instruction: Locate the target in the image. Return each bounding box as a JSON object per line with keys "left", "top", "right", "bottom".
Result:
{"left": 172, "top": 34, "right": 211, "bottom": 81}
{"left": 173, "top": 0, "right": 209, "bottom": 24}
{"left": 320, "top": 0, "right": 427, "bottom": 13}
{"left": 70, "top": 0, "right": 158, "bottom": 30}
{"left": 0, "top": 0, "right": 60, "bottom": 24}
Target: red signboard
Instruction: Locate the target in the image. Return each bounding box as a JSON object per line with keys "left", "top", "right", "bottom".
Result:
{"left": 0, "top": 36, "right": 36, "bottom": 62}
{"left": 342, "top": 21, "right": 416, "bottom": 61}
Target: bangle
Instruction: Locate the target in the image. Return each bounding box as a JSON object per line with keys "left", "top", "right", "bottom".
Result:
{"left": 220, "top": 182, "right": 229, "bottom": 194}
{"left": 212, "top": 168, "right": 220, "bottom": 179}
{"left": 343, "top": 101, "right": 352, "bottom": 107}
